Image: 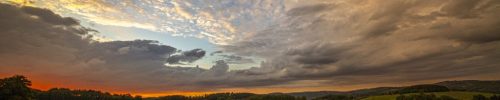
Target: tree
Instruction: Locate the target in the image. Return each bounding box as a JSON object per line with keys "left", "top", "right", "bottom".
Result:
{"left": 0, "top": 75, "right": 35, "bottom": 100}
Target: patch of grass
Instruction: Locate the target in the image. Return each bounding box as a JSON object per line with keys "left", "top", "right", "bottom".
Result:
{"left": 362, "top": 91, "right": 496, "bottom": 100}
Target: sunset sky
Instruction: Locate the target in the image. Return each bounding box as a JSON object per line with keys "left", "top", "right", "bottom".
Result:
{"left": 1, "top": 0, "right": 500, "bottom": 97}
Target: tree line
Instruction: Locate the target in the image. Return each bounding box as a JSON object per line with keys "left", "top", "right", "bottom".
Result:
{"left": 0, "top": 75, "right": 140, "bottom": 100}
{"left": 3, "top": 75, "right": 499, "bottom": 100}
{"left": 0, "top": 75, "right": 308, "bottom": 100}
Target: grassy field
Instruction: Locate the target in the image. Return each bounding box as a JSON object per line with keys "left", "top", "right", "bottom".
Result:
{"left": 361, "top": 91, "right": 496, "bottom": 100}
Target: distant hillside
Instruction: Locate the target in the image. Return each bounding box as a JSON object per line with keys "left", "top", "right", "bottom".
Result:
{"left": 436, "top": 80, "right": 500, "bottom": 94}
{"left": 276, "top": 91, "right": 345, "bottom": 99}
{"left": 282, "top": 87, "right": 401, "bottom": 99}
{"left": 362, "top": 91, "right": 496, "bottom": 100}
{"left": 349, "top": 87, "right": 401, "bottom": 96}
{"left": 285, "top": 80, "right": 500, "bottom": 99}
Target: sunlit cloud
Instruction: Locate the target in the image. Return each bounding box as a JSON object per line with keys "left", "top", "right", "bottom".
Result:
{"left": 22, "top": 0, "right": 285, "bottom": 45}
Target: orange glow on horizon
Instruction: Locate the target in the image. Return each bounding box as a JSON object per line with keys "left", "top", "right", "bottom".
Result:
{"left": 132, "top": 91, "right": 214, "bottom": 97}
{"left": 13, "top": 75, "right": 388, "bottom": 98}
{"left": 8, "top": 73, "right": 498, "bottom": 98}
{"left": 25, "top": 78, "right": 211, "bottom": 97}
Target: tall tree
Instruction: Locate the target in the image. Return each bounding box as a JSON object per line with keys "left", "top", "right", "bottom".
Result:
{"left": 0, "top": 75, "right": 34, "bottom": 100}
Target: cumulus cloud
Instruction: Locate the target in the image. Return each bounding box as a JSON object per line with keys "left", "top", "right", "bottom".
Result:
{"left": 210, "top": 60, "right": 229, "bottom": 76}
{"left": 166, "top": 49, "right": 206, "bottom": 64}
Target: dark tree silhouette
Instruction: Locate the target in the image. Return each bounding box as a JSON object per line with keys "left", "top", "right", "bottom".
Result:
{"left": 0, "top": 75, "right": 139, "bottom": 100}
{"left": 0, "top": 75, "right": 35, "bottom": 100}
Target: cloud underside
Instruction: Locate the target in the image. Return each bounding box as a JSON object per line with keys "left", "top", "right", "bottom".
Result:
{"left": 1, "top": 0, "right": 500, "bottom": 93}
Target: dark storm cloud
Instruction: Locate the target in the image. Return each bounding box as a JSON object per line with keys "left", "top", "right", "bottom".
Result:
{"left": 0, "top": 3, "right": 91, "bottom": 59}
{"left": 210, "top": 51, "right": 223, "bottom": 56}
{"left": 21, "top": 6, "right": 79, "bottom": 25}
{"left": 285, "top": 43, "right": 347, "bottom": 66}
{"left": 166, "top": 48, "right": 206, "bottom": 64}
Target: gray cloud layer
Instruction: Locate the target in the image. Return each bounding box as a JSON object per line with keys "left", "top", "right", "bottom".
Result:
{"left": 219, "top": 0, "right": 500, "bottom": 87}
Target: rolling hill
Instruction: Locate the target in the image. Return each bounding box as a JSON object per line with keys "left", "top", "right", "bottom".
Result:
{"left": 284, "top": 80, "right": 500, "bottom": 99}
{"left": 361, "top": 91, "right": 495, "bottom": 100}
{"left": 436, "top": 80, "right": 500, "bottom": 94}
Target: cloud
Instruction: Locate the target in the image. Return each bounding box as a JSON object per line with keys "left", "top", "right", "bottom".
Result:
{"left": 286, "top": 3, "right": 334, "bottom": 16}
{"left": 171, "top": 0, "right": 194, "bottom": 19}
{"left": 209, "top": 51, "right": 223, "bottom": 56}
{"left": 22, "top": 0, "right": 286, "bottom": 45}
{"left": 0, "top": 2, "right": 272, "bottom": 90}
{"left": 209, "top": 60, "right": 229, "bottom": 76}
{"left": 219, "top": 55, "right": 255, "bottom": 64}
{"left": 166, "top": 49, "right": 206, "bottom": 64}
{"left": 21, "top": 6, "right": 79, "bottom": 25}
{"left": 217, "top": 0, "right": 500, "bottom": 87}
{"left": 0, "top": 3, "right": 209, "bottom": 92}
{"left": 36, "top": 0, "right": 159, "bottom": 30}
{"left": 2, "top": 0, "right": 500, "bottom": 93}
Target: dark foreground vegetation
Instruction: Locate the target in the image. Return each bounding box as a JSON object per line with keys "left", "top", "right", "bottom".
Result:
{"left": 1, "top": 75, "right": 140, "bottom": 100}
{"left": 1, "top": 75, "right": 500, "bottom": 100}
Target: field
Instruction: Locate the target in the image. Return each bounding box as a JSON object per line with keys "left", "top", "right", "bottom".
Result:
{"left": 361, "top": 91, "right": 496, "bottom": 100}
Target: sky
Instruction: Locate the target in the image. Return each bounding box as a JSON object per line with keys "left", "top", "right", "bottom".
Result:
{"left": 1, "top": 0, "right": 500, "bottom": 97}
